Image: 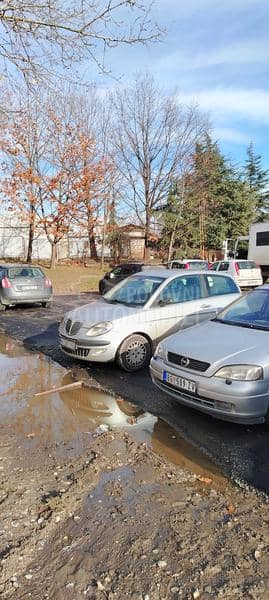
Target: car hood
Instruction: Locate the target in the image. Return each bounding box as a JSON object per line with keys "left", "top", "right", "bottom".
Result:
{"left": 164, "top": 320, "right": 269, "bottom": 368}
{"left": 63, "top": 298, "right": 142, "bottom": 327}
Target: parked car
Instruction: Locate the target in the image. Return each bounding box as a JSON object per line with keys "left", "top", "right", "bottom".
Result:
{"left": 210, "top": 259, "right": 262, "bottom": 288}
{"left": 59, "top": 269, "right": 240, "bottom": 371}
{"left": 150, "top": 285, "right": 269, "bottom": 425}
{"left": 0, "top": 264, "right": 53, "bottom": 310}
{"left": 99, "top": 262, "right": 145, "bottom": 295}
{"left": 167, "top": 259, "right": 210, "bottom": 271}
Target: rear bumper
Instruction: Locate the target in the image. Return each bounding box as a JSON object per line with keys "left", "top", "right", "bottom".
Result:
{"left": 236, "top": 278, "right": 263, "bottom": 287}
{"left": 1, "top": 296, "right": 52, "bottom": 305}
{"left": 1, "top": 289, "right": 52, "bottom": 305}
{"left": 150, "top": 357, "right": 269, "bottom": 425}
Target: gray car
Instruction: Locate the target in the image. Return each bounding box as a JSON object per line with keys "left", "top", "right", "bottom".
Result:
{"left": 150, "top": 285, "right": 269, "bottom": 425}
{"left": 0, "top": 264, "right": 53, "bottom": 309}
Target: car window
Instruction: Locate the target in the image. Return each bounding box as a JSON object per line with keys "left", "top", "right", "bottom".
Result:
{"left": 237, "top": 260, "right": 257, "bottom": 270}
{"left": 189, "top": 261, "right": 208, "bottom": 270}
{"left": 158, "top": 275, "right": 202, "bottom": 305}
{"left": 8, "top": 267, "right": 44, "bottom": 279}
{"left": 112, "top": 266, "right": 133, "bottom": 276}
{"left": 218, "top": 262, "right": 229, "bottom": 271}
{"left": 104, "top": 275, "right": 164, "bottom": 306}
{"left": 205, "top": 274, "right": 238, "bottom": 296}
{"left": 210, "top": 262, "right": 219, "bottom": 271}
{"left": 218, "top": 289, "right": 269, "bottom": 329}
{"left": 171, "top": 262, "right": 185, "bottom": 269}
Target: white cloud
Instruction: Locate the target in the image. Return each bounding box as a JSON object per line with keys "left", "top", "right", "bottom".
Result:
{"left": 155, "top": 0, "right": 263, "bottom": 19}
{"left": 213, "top": 127, "right": 250, "bottom": 145}
{"left": 156, "top": 39, "right": 269, "bottom": 72}
{"left": 178, "top": 88, "right": 269, "bottom": 124}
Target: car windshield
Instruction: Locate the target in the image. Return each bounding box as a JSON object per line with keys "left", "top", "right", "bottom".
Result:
{"left": 104, "top": 275, "right": 165, "bottom": 306}
{"left": 7, "top": 267, "right": 44, "bottom": 279}
{"left": 214, "top": 289, "right": 269, "bottom": 330}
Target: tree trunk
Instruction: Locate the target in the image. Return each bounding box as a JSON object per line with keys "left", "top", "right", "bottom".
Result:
{"left": 26, "top": 220, "right": 34, "bottom": 263}
{"left": 89, "top": 233, "right": 98, "bottom": 261}
{"left": 168, "top": 216, "right": 180, "bottom": 261}
{"left": 50, "top": 243, "right": 57, "bottom": 269}
{"left": 144, "top": 208, "right": 151, "bottom": 261}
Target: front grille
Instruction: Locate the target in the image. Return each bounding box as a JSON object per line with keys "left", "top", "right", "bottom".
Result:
{"left": 62, "top": 346, "right": 89, "bottom": 358}
{"left": 65, "top": 320, "right": 81, "bottom": 335}
{"left": 167, "top": 351, "right": 210, "bottom": 372}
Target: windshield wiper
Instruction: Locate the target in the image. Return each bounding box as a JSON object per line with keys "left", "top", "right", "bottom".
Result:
{"left": 212, "top": 317, "right": 269, "bottom": 331}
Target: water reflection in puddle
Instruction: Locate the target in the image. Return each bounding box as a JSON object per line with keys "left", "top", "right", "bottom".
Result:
{"left": 0, "top": 335, "right": 225, "bottom": 485}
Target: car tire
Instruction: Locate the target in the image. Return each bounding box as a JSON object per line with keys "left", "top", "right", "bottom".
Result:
{"left": 0, "top": 301, "right": 6, "bottom": 311}
{"left": 99, "top": 282, "right": 106, "bottom": 295}
{"left": 116, "top": 334, "right": 151, "bottom": 372}
{"left": 42, "top": 301, "right": 52, "bottom": 308}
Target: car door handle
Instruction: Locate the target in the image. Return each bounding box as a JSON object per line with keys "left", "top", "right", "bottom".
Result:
{"left": 199, "top": 304, "right": 213, "bottom": 309}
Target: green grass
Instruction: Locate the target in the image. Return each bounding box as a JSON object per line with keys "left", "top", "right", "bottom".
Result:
{"left": 43, "top": 264, "right": 106, "bottom": 294}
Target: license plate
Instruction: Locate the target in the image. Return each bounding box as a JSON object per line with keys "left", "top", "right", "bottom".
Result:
{"left": 62, "top": 338, "right": 76, "bottom": 351}
{"left": 162, "top": 371, "right": 196, "bottom": 393}
{"left": 19, "top": 285, "right": 38, "bottom": 291}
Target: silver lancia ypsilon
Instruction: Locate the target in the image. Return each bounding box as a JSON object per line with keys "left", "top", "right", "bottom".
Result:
{"left": 59, "top": 269, "right": 240, "bottom": 371}
{"left": 150, "top": 285, "right": 269, "bottom": 424}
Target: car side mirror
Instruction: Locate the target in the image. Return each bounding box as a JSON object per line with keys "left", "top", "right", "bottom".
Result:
{"left": 158, "top": 298, "right": 171, "bottom": 307}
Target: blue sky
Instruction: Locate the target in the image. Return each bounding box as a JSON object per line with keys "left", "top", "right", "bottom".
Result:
{"left": 93, "top": 0, "right": 269, "bottom": 170}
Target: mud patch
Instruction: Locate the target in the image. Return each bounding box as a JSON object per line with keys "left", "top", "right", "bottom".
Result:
{"left": 0, "top": 334, "right": 225, "bottom": 488}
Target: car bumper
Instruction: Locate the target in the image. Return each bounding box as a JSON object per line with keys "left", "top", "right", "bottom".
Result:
{"left": 1, "top": 293, "right": 52, "bottom": 305}
{"left": 236, "top": 278, "right": 263, "bottom": 288}
{"left": 150, "top": 357, "right": 269, "bottom": 424}
{"left": 59, "top": 334, "right": 115, "bottom": 363}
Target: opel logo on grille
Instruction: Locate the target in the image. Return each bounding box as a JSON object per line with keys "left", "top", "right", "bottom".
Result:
{"left": 180, "top": 356, "right": 190, "bottom": 367}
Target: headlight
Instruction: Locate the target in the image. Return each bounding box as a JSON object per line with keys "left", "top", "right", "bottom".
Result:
{"left": 214, "top": 365, "right": 263, "bottom": 381}
{"left": 154, "top": 342, "right": 166, "bottom": 360}
{"left": 86, "top": 321, "right": 113, "bottom": 337}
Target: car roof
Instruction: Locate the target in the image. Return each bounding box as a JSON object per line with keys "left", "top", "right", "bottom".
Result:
{"left": 133, "top": 268, "right": 236, "bottom": 280}
{"left": 170, "top": 259, "right": 207, "bottom": 263}
{"left": 0, "top": 263, "right": 43, "bottom": 269}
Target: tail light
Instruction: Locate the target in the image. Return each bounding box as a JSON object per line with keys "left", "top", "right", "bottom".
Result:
{"left": 45, "top": 278, "right": 52, "bottom": 288}
{"left": 2, "top": 276, "right": 12, "bottom": 288}
{"left": 184, "top": 263, "right": 190, "bottom": 269}
{"left": 235, "top": 262, "right": 240, "bottom": 275}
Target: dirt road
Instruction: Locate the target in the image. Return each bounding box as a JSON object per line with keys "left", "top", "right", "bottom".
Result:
{"left": 0, "top": 314, "right": 268, "bottom": 598}
{"left": 0, "top": 295, "right": 269, "bottom": 494}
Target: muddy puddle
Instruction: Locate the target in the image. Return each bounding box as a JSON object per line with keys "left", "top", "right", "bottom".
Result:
{"left": 0, "top": 334, "right": 226, "bottom": 487}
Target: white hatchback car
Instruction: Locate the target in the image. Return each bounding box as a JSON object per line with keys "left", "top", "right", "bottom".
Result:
{"left": 59, "top": 269, "right": 241, "bottom": 371}
{"left": 210, "top": 259, "right": 262, "bottom": 288}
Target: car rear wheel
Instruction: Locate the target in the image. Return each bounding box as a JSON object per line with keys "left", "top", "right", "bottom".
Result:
{"left": 99, "top": 282, "right": 106, "bottom": 295}
{"left": 41, "top": 301, "right": 51, "bottom": 308}
{"left": 116, "top": 334, "right": 151, "bottom": 372}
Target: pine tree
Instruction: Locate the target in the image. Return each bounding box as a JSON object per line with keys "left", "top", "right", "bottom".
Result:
{"left": 244, "top": 142, "right": 269, "bottom": 221}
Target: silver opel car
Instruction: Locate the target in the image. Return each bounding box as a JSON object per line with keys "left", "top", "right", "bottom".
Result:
{"left": 150, "top": 285, "right": 269, "bottom": 424}
{"left": 59, "top": 269, "right": 240, "bottom": 371}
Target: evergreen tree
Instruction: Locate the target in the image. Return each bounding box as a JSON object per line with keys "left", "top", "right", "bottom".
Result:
{"left": 244, "top": 142, "right": 269, "bottom": 221}
{"left": 161, "top": 135, "right": 255, "bottom": 258}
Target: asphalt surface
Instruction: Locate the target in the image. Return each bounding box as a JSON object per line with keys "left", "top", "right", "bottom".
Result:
{"left": 0, "top": 293, "right": 269, "bottom": 495}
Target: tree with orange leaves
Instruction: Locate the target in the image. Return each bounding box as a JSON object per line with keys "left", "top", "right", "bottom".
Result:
{"left": 0, "top": 94, "right": 109, "bottom": 267}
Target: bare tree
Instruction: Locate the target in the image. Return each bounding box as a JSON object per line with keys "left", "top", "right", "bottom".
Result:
{"left": 112, "top": 74, "right": 207, "bottom": 259}
{"left": 0, "top": 1, "right": 161, "bottom": 82}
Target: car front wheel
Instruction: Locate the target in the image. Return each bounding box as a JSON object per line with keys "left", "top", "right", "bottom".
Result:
{"left": 116, "top": 334, "right": 151, "bottom": 372}
{"left": 42, "top": 301, "right": 52, "bottom": 308}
